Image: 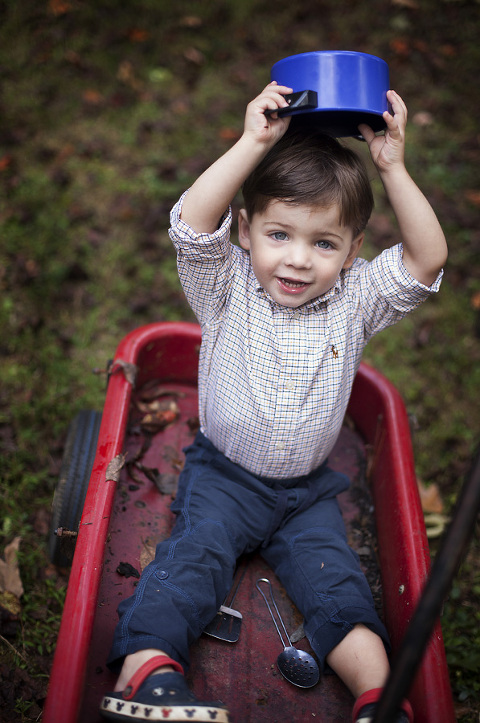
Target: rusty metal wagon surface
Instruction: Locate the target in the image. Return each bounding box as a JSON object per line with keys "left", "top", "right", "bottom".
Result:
{"left": 43, "top": 321, "right": 455, "bottom": 723}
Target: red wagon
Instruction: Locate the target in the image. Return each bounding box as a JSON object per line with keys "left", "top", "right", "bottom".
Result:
{"left": 43, "top": 321, "right": 455, "bottom": 722}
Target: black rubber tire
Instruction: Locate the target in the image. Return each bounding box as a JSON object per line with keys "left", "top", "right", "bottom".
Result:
{"left": 49, "top": 409, "right": 102, "bottom": 567}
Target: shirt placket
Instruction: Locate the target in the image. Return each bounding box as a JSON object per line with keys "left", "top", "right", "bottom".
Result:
{"left": 271, "top": 308, "right": 309, "bottom": 459}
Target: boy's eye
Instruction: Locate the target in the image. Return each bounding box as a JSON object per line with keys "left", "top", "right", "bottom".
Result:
{"left": 271, "top": 231, "right": 288, "bottom": 241}
{"left": 316, "top": 239, "right": 332, "bottom": 249}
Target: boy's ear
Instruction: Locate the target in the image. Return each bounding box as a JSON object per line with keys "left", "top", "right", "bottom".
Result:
{"left": 343, "top": 233, "right": 364, "bottom": 270}
{"left": 238, "top": 209, "right": 251, "bottom": 251}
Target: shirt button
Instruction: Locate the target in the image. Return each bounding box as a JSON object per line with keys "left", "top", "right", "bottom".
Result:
{"left": 275, "top": 441, "right": 285, "bottom": 451}
{"left": 285, "top": 379, "right": 294, "bottom": 390}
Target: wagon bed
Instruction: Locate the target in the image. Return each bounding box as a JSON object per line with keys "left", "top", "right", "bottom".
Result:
{"left": 43, "top": 322, "right": 455, "bottom": 723}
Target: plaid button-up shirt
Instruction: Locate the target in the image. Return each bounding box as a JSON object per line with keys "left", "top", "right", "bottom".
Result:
{"left": 169, "top": 193, "right": 442, "bottom": 479}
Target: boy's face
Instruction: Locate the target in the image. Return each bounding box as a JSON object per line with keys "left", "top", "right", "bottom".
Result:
{"left": 238, "top": 200, "right": 364, "bottom": 308}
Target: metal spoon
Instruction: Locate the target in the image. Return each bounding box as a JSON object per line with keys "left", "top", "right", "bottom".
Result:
{"left": 256, "top": 578, "right": 320, "bottom": 688}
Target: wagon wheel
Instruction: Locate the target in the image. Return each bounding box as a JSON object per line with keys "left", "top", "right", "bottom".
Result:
{"left": 49, "top": 409, "right": 102, "bottom": 567}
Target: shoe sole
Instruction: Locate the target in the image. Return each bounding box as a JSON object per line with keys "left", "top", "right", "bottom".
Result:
{"left": 100, "top": 694, "right": 232, "bottom": 722}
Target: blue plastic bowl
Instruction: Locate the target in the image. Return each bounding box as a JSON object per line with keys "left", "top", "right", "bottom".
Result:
{"left": 270, "top": 51, "right": 390, "bottom": 137}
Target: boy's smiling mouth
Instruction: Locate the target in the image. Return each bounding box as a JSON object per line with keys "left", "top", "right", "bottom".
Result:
{"left": 277, "top": 276, "right": 311, "bottom": 292}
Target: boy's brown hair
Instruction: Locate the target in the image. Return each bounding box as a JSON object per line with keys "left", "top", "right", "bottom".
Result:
{"left": 242, "top": 126, "right": 374, "bottom": 238}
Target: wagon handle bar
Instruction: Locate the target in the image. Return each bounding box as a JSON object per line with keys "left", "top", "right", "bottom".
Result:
{"left": 373, "top": 444, "right": 480, "bottom": 722}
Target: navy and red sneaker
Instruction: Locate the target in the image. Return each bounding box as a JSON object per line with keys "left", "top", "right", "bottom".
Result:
{"left": 100, "top": 656, "right": 231, "bottom": 722}
{"left": 353, "top": 688, "right": 414, "bottom": 723}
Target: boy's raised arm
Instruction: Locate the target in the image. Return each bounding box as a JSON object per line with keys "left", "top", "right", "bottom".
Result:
{"left": 359, "top": 90, "right": 448, "bottom": 287}
{"left": 180, "top": 83, "right": 292, "bottom": 235}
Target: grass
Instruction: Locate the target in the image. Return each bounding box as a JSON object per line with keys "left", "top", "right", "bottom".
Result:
{"left": 1, "top": 0, "right": 479, "bottom": 720}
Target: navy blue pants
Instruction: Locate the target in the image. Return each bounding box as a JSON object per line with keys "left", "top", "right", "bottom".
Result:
{"left": 107, "top": 432, "right": 389, "bottom": 673}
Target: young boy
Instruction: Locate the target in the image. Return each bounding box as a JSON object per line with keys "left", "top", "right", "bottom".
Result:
{"left": 100, "top": 82, "right": 447, "bottom": 723}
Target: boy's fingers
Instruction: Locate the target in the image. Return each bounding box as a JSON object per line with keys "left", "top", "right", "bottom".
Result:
{"left": 264, "top": 82, "right": 293, "bottom": 94}
{"left": 386, "top": 90, "right": 407, "bottom": 120}
{"left": 383, "top": 110, "right": 405, "bottom": 140}
{"left": 357, "top": 123, "right": 375, "bottom": 143}
{"left": 250, "top": 88, "right": 291, "bottom": 116}
{"left": 261, "top": 83, "right": 293, "bottom": 106}
{"left": 261, "top": 94, "right": 292, "bottom": 116}
{"left": 383, "top": 110, "right": 396, "bottom": 128}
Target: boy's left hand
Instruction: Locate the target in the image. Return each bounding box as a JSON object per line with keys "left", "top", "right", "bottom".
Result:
{"left": 358, "top": 90, "right": 407, "bottom": 174}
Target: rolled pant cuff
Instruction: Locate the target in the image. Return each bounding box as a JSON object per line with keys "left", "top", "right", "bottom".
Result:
{"left": 308, "top": 606, "right": 390, "bottom": 670}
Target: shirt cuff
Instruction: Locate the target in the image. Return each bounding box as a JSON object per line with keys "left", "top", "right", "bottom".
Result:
{"left": 376, "top": 244, "right": 443, "bottom": 312}
{"left": 169, "top": 191, "right": 232, "bottom": 260}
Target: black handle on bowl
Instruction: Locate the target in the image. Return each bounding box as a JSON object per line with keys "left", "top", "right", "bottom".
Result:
{"left": 264, "top": 90, "right": 318, "bottom": 117}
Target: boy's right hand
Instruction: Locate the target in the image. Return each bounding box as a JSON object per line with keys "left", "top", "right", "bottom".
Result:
{"left": 179, "top": 83, "right": 293, "bottom": 235}
{"left": 243, "top": 82, "right": 293, "bottom": 148}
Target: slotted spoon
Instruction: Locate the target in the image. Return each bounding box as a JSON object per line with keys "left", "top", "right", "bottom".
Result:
{"left": 256, "top": 578, "right": 320, "bottom": 688}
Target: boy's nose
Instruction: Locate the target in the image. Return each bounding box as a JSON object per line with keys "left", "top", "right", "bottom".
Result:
{"left": 285, "top": 243, "right": 312, "bottom": 268}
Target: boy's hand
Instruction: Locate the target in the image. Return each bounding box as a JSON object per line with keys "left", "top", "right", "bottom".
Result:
{"left": 359, "top": 89, "right": 447, "bottom": 286}
{"left": 180, "top": 83, "right": 292, "bottom": 234}
{"left": 243, "top": 82, "right": 293, "bottom": 147}
{"left": 358, "top": 90, "right": 407, "bottom": 174}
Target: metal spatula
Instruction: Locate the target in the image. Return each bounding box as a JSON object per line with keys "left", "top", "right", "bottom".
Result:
{"left": 203, "top": 563, "right": 248, "bottom": 643}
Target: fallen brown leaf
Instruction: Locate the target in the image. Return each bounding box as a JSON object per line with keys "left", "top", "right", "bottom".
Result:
{"left": 49, "top": 0, "right": 72, "bottom": 15}
{"left": 417, "top": 479, "right": 444, "bottom": 514}
{"left": 128, "top": 28, "right": 150, "bottom": 43}
{"left": 106, "top": 453, "right": 127, "bottom": 482}
{"left": 184, "top": 47, "right": 205, "bottom": 65}
{"left": 0, "top": 537, "right": 24, "bottom": 599}
{"left": 471, "top": 290, "right": 480, "bottom": 311}
{"left": 82, "top": 89, "right": 104, "bottom": 106}
{"left": 391, "top": 0, "right": 418, "bottom": 8}
{"left": 179, "top": 16, "right": 202, "bottom": 27}
{"left": 140, "top": 540, "right": 157, "bottom": 570}
{"left": 465, "top": 190, "right": 480, "bottom": 207}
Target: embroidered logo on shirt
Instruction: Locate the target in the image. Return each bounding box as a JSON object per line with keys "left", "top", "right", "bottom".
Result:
{"left": 331, "top": 344, "right": 339, "bottom": 359}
